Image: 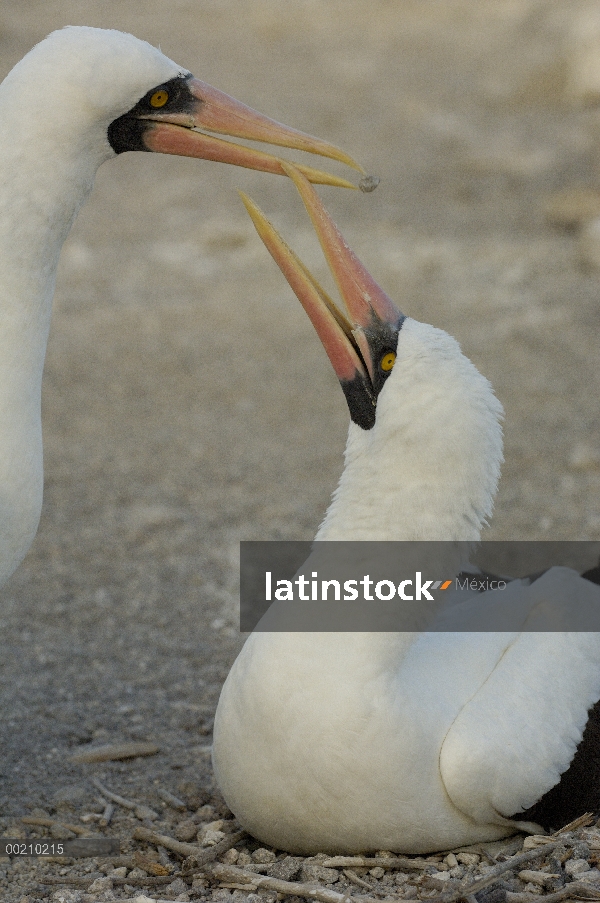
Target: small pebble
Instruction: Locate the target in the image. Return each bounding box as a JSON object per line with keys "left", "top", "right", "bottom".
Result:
{"left": 128, "top": 867, "right": 149, "bottom": 880}
{"left": 572, "top": 841, "right": 591, "bottom": 859}
{"left": 212, "top": 891, "right": 233, "bottom": 902}
{"left": 457, "top": 852, "right": 480, "bottom": 866}
{"left": 252, "top": 847, "right": 277, "bottom": 863}
{"left": 201, "top": 827, "right": 226, "bottom": 846}
{"left": 201, "top": 818, "right": 224, "bottom": 832}
{"left": 223, "top": 847, "right": 239, "bottom": 863}
{"left": 359, "top": 175, "right": 380, "bottom": 193}
{"left": 576, "top": 868, "right": 600, "bottom": 884}
{"left": 301, "top": 861, "right": 339, "bottom": 884}
{"left": 370, "top": 867, "right": 385, "bottom": 878}
{"left": 194, "top": 804, "right": 217, "bottom": 822}
{"left": 166, "top": 876, "right": 188, "bottom": 896}
{"left": 565, "top": 858, "right": 591, "bottom": 876}
{"left": 265, "top": 856, "right": 303, "bottom": 881}
{"left": 110, "top": 866, "right": 128, "bottom": 878}
{"left": 445, "top": 853, "right": 458, "bottom": 868}
{"left": 175, "top": 819, "right": 198, "bottom": 842}
{"left": 51, "top": 893, "right": 82, "bottom": 903}
{"left": 86, "top": 875, "right": 113, "bottom": 893}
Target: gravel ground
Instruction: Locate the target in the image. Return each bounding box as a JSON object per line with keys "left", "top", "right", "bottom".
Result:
{"left": 1, "top": 0, "right": 600, "bottom": 899}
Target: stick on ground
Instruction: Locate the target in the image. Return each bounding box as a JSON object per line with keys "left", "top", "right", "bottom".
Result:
{"left": 208, "top": 862, "right": 383, "bottom": 903}
{"left": 430, "top": 842, "right": 559, "bottom": 903}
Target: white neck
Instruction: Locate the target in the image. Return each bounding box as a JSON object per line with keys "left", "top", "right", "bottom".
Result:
{"left": 0, "top": 84, "right": 108, "bottom": 583}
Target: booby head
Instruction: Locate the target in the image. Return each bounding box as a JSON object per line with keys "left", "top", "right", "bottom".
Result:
{"left": 241, "top": 165, "right": 504, "bottom": 541}
{"left": 0, "top": 26, "right": 361, "bottom": 186}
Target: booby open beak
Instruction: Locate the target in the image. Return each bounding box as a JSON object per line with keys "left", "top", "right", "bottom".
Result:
{"left": 240, "top": 163, "right": 405, "bottom": 430}
{"left": 109, "top": 74, "right": 363, "bottom": 189}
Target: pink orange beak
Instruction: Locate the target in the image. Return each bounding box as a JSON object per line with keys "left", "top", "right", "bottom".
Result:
{"left": 139, "top": 76, "right": 363, "bottom": 189}
{"left": 240, "top": 164, "right": 405, "bottom": 430}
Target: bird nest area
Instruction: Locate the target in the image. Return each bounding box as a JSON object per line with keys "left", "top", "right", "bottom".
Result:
{"left": 3, "top": 791, "right": 600, "bottom": 903}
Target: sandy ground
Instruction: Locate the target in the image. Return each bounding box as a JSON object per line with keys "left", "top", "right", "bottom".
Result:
{"left": 1, "top": 0, "right": 600, "bottom": 897}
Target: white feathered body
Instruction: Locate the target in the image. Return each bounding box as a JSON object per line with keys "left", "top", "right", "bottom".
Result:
{"left": 213, "top": 319, "right": 600, "bottom": 853}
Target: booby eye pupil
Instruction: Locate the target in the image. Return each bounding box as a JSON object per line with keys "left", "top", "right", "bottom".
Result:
{"left": 150, "top": 89, "right": 169, "bottom": 108}
{"left": 380, "top": 352, "right": 396, "bottom": 372}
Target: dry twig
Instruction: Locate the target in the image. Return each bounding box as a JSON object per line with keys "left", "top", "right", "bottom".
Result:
{"left": 506, "top": 881, "right": 600, "bottom": 903}
{"left": 429, "top": 842, "right": 559, "bottom": 903}
{"left": 40, "top": 874, "right": 176, "bottom": 888}
{"left": 91, "top": 777, "right": 158, "bottom": 820}
{"left": 208, "top": 862, "right": 383, "bottom": 903}
{"left": 133, "top": 825, "right": 203, "bottom": 857}
{"left": 133, "top": 824, "right": 247, "bottom": 865}
{"left": 553, "top": 814, "right": 596, "bottom": 834}
{"left": 71, "top": 741, "right": 159, "bottom": 763}
{"left": 155, "top": 787, "right": 188, "bottom": 811}
{"left": 21, "top": 815, "right": 92, "bottom": 837}
{"left": 343, "top": 868, "right": 375, "bottom": 890}
{"left": 133, "top": 850, "right": 174, "bottom": 876}
{"left": 100, "top": 801, "right": 115, "bottom": 827}
{"left": 185, "top": 829, "right": 247, "bottom": 866}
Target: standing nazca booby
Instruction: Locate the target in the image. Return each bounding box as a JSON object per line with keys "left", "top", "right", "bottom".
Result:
{"left": 0, "top": 26, "right": 362, "bottom": 588}
{"left": 211, "top": 165, "right": 600, "bottom": 854}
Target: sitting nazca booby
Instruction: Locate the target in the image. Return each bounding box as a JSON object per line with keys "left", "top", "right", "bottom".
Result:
{"left": 211, "top": 164, "right": 600, "bottom": 854}
{"left": 0, "top": 27, "right": 361, "bottom": 589}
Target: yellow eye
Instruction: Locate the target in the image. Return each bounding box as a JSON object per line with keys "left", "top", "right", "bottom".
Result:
{"left": 150, "top": 89, "right": 169, "bottom": 108}
{"left": 380, "top": 352, "right": 396, "bottom": 372}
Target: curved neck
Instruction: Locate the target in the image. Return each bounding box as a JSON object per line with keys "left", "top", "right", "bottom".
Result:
{"left": 0, "top": 98, "right": 101, "bottom": 583}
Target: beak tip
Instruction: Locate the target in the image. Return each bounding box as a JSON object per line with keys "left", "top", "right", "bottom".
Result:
{"left": 359, "top": 175, "right": 380, "bottom": 193}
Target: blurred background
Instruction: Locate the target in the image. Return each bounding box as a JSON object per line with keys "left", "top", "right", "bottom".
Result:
{"left": 0, "top": 0, "right": 599, "bottom": 841}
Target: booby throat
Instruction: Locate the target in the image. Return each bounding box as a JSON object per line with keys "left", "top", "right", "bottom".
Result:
{"left": 211, "top": 165, "right": 600, "bottom": 854}
{"left": 0, "top": 27, "right": 361, "bottom": 588}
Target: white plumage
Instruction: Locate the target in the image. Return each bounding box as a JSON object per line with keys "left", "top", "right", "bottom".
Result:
{"left": 316, "top": 319, "right": 503, "bottom": 543}
{"left": 212, "top": 166, "right": 600, "bottom": 854}
{"left": 0, "top": 27, "right": 359, "bottom": 586}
